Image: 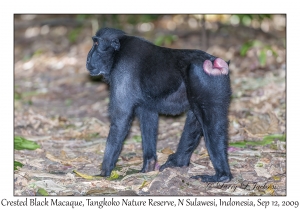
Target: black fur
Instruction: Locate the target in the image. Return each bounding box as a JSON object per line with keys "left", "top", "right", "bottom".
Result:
{"left": 86, "top": 28, "right": 232, "bottom": 182}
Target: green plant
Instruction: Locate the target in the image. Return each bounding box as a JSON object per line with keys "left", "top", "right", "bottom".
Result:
{"left": 240, "top": 40, "right": 277, "bottom": 67}
{"left": 233, "top": 14, "right": 271, "bottom": 26}
{"left": 68, "top": 27, "right": 82, "bottom": 43}
{"left": 14, "top": 136, "right": 40, "bottom": 170}
{"left": 14, "top": 161, "right": 23, "bottom": 170}
{"left": 229, "top": 134, "right": 285, "bottom": 148}
{"left": 154, "top": 35, "right": 177, "bottom": 46}
{"left": 14, "top": 136, "right": 40, "bottom": 150}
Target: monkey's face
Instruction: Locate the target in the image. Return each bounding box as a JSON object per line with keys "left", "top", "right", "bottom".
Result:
{"left": 86, "top": 29, "right": 122, "bottom": 78}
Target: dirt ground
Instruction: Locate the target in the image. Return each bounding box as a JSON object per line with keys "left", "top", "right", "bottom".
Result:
{"left": 14, "top": 15, "right": 286, "bottom": 196}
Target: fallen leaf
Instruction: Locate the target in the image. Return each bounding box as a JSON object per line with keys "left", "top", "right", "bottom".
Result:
{"left": 73, "top": 170, "right": 95, "bottom": 180}
{"left": 228, "top": 147, "right": 242, "bottom": 152}
{"left": 86, "top": 187, "right": 117, "bottom": 196}
{"left": 272, "top": 176, "right": 281, "bottom": 181}
{"left": 126, "top": 156, "right": 143, "bottom": 165}
{"left": 243, "top": 112, "right": 281, "bottom": 139}
{"left": 265, "top": 184, "right": 275, "bottom": 195}
{"left": 254, "top": 165, "right": 271, "bottom": 178}
{"left": 14, "top": 136, "right": 40, "bottom": 150}
{"left": 36, "top": 188, "right": 49, "bottom": 196}
{"left": 14, "top": 161, "right": 24, "bottom": 170}
{"left": 161, "top": 147, "right": 174, "bottom": 155}
{"left": 199, "top": 152, "right": 209, "bottom": 159}
{"left": 34, "top": 180, "right": 65, "bottom": 193}
{"left": 107, "top": 170, "right": 119, "bottom": 180}
{"left": 139, "top": 180, "right": 150, "bottom": 189}
{"left": 46, "top": 152, "right": 90, "bottom": 165}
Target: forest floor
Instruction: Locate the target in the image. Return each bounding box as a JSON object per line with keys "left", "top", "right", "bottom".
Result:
{"left": 14, "top": 15, "right": 286, "bottom": 196}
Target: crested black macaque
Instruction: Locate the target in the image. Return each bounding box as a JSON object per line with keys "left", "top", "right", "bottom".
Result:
{"left": 86, "top": 28, "right": 232, "bottom": 182}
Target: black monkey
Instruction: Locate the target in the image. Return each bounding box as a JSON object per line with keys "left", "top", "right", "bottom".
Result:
{"left": 86, "top": 28, "right": 232, "bottom": 182}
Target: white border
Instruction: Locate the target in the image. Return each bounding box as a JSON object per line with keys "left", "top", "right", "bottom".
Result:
{"left": 2, "top": 1, "right": 298, "bottom": 209}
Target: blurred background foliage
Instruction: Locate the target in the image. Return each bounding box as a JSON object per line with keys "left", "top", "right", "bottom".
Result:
{"left": 14, "top": 14, "right": 285, "bottom": 69}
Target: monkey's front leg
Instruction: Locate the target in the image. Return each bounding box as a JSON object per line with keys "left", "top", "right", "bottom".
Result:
{"left": 100, "top": 108, "right": 133, "bottom": 177}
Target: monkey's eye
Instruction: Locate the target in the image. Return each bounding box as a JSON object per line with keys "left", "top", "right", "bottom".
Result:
{"left": 92, "top": 36, "right": 100, "bottom": 45}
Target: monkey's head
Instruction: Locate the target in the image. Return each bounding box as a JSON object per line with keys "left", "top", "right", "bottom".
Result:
{"left": 86, "top": 28, "right": 125, "bottom": 79}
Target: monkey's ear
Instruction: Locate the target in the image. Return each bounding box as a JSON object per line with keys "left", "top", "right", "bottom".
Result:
{"left": 111, "top": 39, "right": 120, "bottom": 51}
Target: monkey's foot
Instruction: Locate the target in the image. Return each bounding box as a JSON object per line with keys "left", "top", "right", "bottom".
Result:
{"left": 190, "top": 174, "right": 232, "bottom": 182}
{"left": 99, "top": 170, "right": 111, "bottom": 177}
{"left": 203, "top": 58, "right": 229, "bottom": 76}
{"left": 140, "top": 157, "right": 156, "bottom": 173}
{"left": 159, "top": 154, "right": 189, "bottom": 172}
